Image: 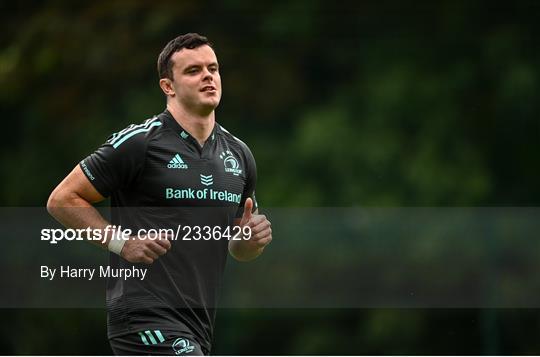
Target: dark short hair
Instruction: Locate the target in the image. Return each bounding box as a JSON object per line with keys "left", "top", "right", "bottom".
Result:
{"left": 157, "top": 33, "right": 213, "bottom": 80}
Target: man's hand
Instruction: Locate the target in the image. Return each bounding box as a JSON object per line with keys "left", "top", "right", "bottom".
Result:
{"left": 240, "top": 198, "right": 272, "bottom": 248}
{"left": 229, "top": 198, "right": 272, "bottom": 261}
{"left": 119, "top": 233, "right": 172, "bottom": 264}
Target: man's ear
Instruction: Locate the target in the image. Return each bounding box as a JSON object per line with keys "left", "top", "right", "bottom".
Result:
{"left": 159, "top": 78, "right": 175, "bottom": 97}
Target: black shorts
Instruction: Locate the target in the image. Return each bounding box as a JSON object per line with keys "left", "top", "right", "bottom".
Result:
{"left": 109, "top": 329, "right": 208, "bottom": 355}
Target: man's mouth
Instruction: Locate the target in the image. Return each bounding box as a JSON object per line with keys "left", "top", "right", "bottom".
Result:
{"left": 200, "top": 86, "right": 216, "bottom": 92}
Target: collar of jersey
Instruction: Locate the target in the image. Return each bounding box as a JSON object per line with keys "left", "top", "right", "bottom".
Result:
{"left": 163, "top": 109, "right": 220, "bottom": 145}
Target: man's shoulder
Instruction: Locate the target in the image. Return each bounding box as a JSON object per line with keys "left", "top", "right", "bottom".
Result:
{"left": 105, "top": 113, "right": 167, "bottom": 149}
{"left": 217, "top": 124, "right": 256, "bottom": 169}
{"left": 217, "top": 124, "right": 251, "bottom": 151}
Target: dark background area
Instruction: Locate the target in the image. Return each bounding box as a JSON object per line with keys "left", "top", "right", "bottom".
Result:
{"left": 1, "top": 0, "right": 539, "bottom": 354}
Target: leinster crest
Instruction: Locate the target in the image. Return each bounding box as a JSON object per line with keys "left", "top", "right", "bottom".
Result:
{"left": 219, "top": 150, "right": 242, "bottom": 176}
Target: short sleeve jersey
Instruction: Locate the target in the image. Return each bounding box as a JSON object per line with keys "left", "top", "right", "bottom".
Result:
{"left": 80, "top": 110, "right": 258, "bottom": 351}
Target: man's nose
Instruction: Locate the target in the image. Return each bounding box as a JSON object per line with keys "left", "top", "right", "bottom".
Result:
{"left": 202, "top": 68, "right": 213, "bottom": 81}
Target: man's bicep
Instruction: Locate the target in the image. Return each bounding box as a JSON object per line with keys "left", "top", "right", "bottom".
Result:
{"left": 54, "top": 165, "right": 106, "bottom": 204}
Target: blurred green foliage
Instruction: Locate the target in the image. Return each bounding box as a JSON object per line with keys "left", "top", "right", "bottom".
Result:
{"left": 1, "top": 0, "right": 539, "bottom": 354}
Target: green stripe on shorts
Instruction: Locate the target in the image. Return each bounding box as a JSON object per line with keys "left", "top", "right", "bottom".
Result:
{"left": 154, "top": 330, "right": 165, "bottom": 343}
{"left": 138, "top": 331, "right": 149, "bottom": 345}
{"left": 145, "top": 330, "right": 157, "bottom": 345}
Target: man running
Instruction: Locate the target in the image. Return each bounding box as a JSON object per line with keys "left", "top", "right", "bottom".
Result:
{"left": 47, "top": 33, "right": 272, "bottom": 355}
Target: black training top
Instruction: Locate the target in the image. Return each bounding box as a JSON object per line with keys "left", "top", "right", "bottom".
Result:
{"left": 80, "top": 109, "right": 257, "bottom": 351}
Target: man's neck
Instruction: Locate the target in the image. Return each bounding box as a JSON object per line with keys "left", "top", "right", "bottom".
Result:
{"left": 167, "top": 103, "right": 215, "bottom": 147}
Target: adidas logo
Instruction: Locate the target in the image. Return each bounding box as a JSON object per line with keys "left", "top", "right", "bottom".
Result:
{"left": 167, "top": 154, "right": 188, "bottom": 169}
{"left": 200, "top": 174, "right": 213, "bottom": 186}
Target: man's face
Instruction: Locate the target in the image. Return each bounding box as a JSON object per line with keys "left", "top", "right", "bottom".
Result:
{"left": 169, "top": 45, "right": 222, "bottom": 115}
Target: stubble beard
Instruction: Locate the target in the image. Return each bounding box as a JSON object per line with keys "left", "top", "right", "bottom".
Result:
{"left": 179, "top": 94, "right": 220, "bottom": 118}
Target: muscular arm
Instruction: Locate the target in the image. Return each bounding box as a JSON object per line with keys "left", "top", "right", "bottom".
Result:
{"left": 47, "top": 165, "right": 171, "bottom": 263}
{"left": 47, "top": 165, "right": 110, "bottom": 248}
